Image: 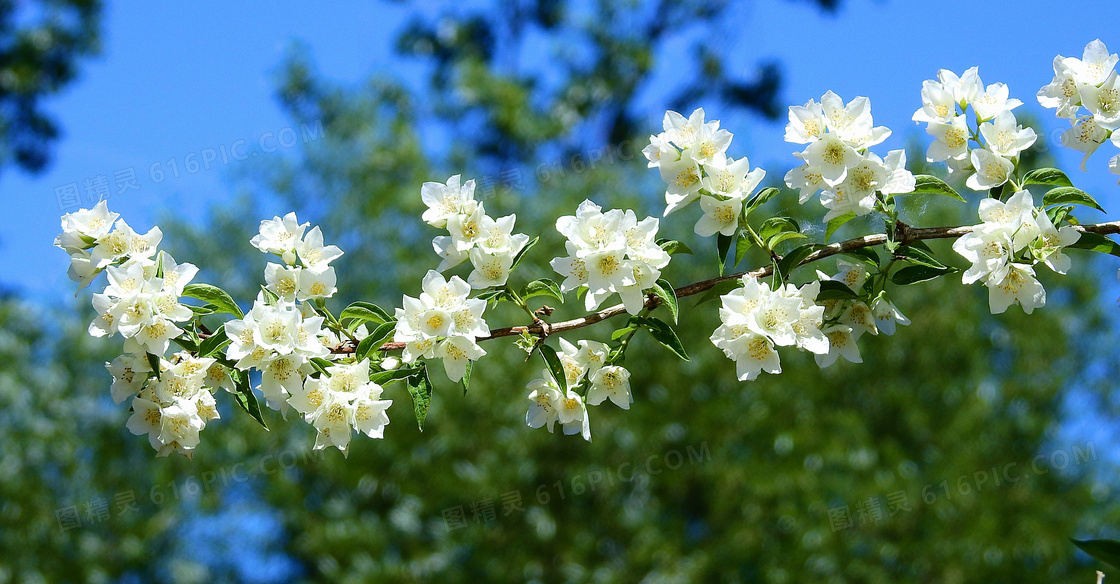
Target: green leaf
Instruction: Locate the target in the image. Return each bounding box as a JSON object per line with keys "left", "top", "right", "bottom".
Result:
{"left": 476, "top": 288, "right": 508, "bottom": 301}
{"left": 1023, "top": 167, "right": 1074, "bottom": 188}
{"left": 340, "top": 301, "right": 393, "bottom": 325}
{"left": 1071, "top": 538, "right": 1120, "bottom": 570}
{"left": 611, "top": 324, "right": 638, "bottom": 341}
{"left": 182, "top": 283, "right": 243, "bottom": 318}
{"left": 538, "top": 344, "right": 567, "bottom": 393}
{"left": 199, "top": 326, "right": 230, "bottom": 358}
{"left": 815, "top": 280, "right": 861, "bottom": 302}
{"left": 640, "top": 316, "right": 690, "bottom": 361}
{"left": 694, "top": 279, "right": 741, "bottom": 307}
{"left": 746, "top": 186, "right": 780, "bottom": 210}
{"left": 657, "top": 238, "right": 694, "bottom": 256}
{"left": 146, "top": 353, "right": 162, "bottom": 380}
{"left": 369, "top": 366, "right": 423, "bottom": 386}
{"left": 1043, "top": 186, "right": 1105, "bottom": 212}
{"left": 230, "top": 369, "right": 267, "bottom": 430}
{"left": 891, "top": 265, "right": 958, "bottom": 285}
{"left": 353, "top": 321, "right": 396, "bottom": 362}
{"left": 1069, "top": 232, "right": 1118, "bottom": 257}
{"left": 309, "top": 357, "right": 334, "bottom": 377}
{"left": 651, "top": 279, "right": 679, "bottom": 324}
{"left": 908, "top": 174, "right": 966, "bottom": 202}
{"left": 777, "top": 244, "right": 826, "bottom": 282}
{"left": 734, "top": 229, "right": 751, "bottom": 266}
{"left": 187, "top": 304, "right": 216, "bottom": 316}
{"left": 460, "top": 360, "right": 472, "bottom": 396}
{"left": 842, "top": 248, "right": 881, "bottom": 268}
{"left": 894, "top": 245, "right": 947, "bottom": 269}
{"left": 717, "top": 233, "right": 733, "bottom": 276}
{"left": 760, "top": 217, "right": 800, "bottom": 248}
{"left": 406, "top": 366, "right": 434, "bottom": 431}
{"left": 825, "top": 212, "right": 858, "bottom": 241}
{"left": 510, "top": 235, "right": 539, "bottom": 270}
{"left": 522, "top": 278, "right": 564, "bottom": 303}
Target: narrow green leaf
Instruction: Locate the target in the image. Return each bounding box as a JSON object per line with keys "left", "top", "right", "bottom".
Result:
{"left": 746, "top": 186, "right": 780, "bottom": 210}
{"left": 406, "top": 366, "right": 433, "bottom": 431}
{"left": 891, "top": 265, "right": 958, "bottom": 285}
{"left": 657, "top": 238, "right": 694, "bottom": 256}
{"left": 842, "top": 248, "right": 881, "bottom": 268}
{"left": 717, "top": 233, "right": 733, "bottom": 276}
{"left": 651, "top": 279, "right": 679, "bottom": 324}
{"left": 369, "top": 366, "right": 423, "bottom": 386}
{"left": 734, "top": 229, "right": 752, "bottom": 266}
{"left": 1023, "top": 167, "right": 1074, "bottom": 188}
{"left": 611, "top": 324, "right": 638, "bottom": 341}
{"left": 777, "top": 244, "right": 825, "bottom": 282}
{"left": 309, "top": 357, "right": 334, "bottom": 377}
{"left": 146, "top": 353, "right": 162, "bottom": 380}
{"left": 460, "top": 360, "right": 472, "bottom": 396}
{"left": 826, "top": 212, "right": 857, "bottom": 240}
{"left": 1071, "top": 538, "right": 1120, "bottom": 570}
{"left": 894, "top": 245, "right": 947, "bottom": 269}
{"left": 538, "top": 344, "right": 567, "bottom": 393}
{"left": 815, "top": 280, "right": 861, "bottom": 301}
{"left": 909, "top": 174, "right": 966, "bottom": 202}
{"left": 182, "top": 283, "right": 243, "bottom": 318}
{"left": 1069, "top": 232, "right": 1118, "bottom": 257}
{"left": 510, "top": 235, "right": 539, "bottom": 270}
{"left": 230, "top": 369, "right": 267, "bottom": 430}
{"left": 199, "top": 325, "right": 230, "bottom": 358}
{"left": 1043, "top": 186, "right": 1105, "bottom": 212}
{"left": 523, "top": 278, "right": 564, "bottom": 303}
{"left": 640, "top": 316, "right": 690, "bottom": 361}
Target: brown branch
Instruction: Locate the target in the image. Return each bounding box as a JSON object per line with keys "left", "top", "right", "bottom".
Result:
{"left": 334, "top": 220, "right": 1120, "bottom": 354}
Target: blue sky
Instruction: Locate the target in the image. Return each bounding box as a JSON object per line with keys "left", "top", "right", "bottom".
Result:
{"left": 6, "top": 0, "right": 1120, "bottom": 302}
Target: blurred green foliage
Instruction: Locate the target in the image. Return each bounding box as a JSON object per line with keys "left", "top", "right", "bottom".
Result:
{"left": 5, "top": 1, "right": 1120, "bottom": 582}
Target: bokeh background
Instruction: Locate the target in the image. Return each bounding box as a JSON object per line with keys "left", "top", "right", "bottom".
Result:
{"left": 4, "top": 1, "right": 1120, "bottom": 582}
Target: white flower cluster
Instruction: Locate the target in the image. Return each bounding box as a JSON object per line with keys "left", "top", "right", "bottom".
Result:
{"left": 122, "top": 352, "right": 222, "bottom": 458}
{"left": 421, "top": 174, "right": 530, "bottom": 289}
{"left": 952, "top": 191, "right": 1080, "bottom": 314}
{"left": 784, "top": 92, "right": 915, "bottom": 221}
{"left": 524, "top": 339, "right": 631, "bottom": 442}
{"left": 287, "top": 359, "right": 392, "bottom": 456}
{"left": 393, "top": 270, "right": 490, "bottom": 382}
{"left": 251, "top": 212, "right": 341, "bottom": 301}
{"left": 550, "top": 200, "right": 672, "bottom": 314}
{"left": 913, "top": 67, "right": 1036, "bottom": 190}
{"left": 710, "top": 261, "right": 912, "bottom": 381}
{"left": 1037, "top": 39, "right": 1120, "bottom": 175}
{"left": 643, "top": 108, "right": 768, "bottom": 236}
{"left": 55, "top": 202, "right": 230, "bottom": 457}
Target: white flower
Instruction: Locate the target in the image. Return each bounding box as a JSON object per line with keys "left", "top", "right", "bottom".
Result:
{"left": 966, "top": 148, "right": 1013, "bottom": 191}
{"left": 297, "top": 267, "right": 337, "bottom": 299}
{"left": 658, "top": 149, "right": 703, "bottom": 215}
{"left": 107, "top": 352, "right": 152, "bottom": 404}
{"left": 1038, "top": 55, "right": 1082, "bottom": 118}
{"left": 421, "top": 174, "right": 477, "bottom": 228}
{"left": 797, "top": 132, "right": 862, "bottom": 187}
{"left": 250, "top": 212, "right": 308, "bottom": 262}
{"left": 820, "top": 92, "right": 890, "bottom": 149}
{"left": 125, "top": 397, "right": 165, "bottom": 451}
{"left": 978, "top": 111, "right": 1037, "bottom": 158}
{"left": 1061, "top": 115, "right": 1111, "bottom": 170}
{"left": 555, "top": 390, "right": 592, "bottom": 442}
{"left": 785, "top": 165, "right": 826, "bottom": 204}
{"left": 587, "top": 365, "right": 633, "bottom": 410}
{"left": 288, "top": 359, "right": 391, "bottom": 455}
{"left": 816, "top": 325, "right": 862, "bottom": 368}
{"left": 435, "top": 335, "right": 485, "bottom": 382}
{"left": 937, "top": 67, "right": 982, "bottom": 107}
{"left": 525, "top": 375, "right": 563, "bottom": 432}
{"left": 913, "top": 79, "right": 959, "bottom": 124}
{"left": 1032, "top": 211, "right": 1081, "bottom": 274}
{"left": 986, "top": 263, "right": 1046, "bottom": 314}
{"left": 786, "top": 98, "right": 827, "bottom": 143}
{"left": 90, "top": 220, "right": 162, "bottom": 268}
{"left": 1080, "top": 70, "right": 1120, "bottom": 131}
{"left": 925, "top": 115, "right": 971, "bottom": 162}
{"left": 694, "top": 195, "right": 743, "bottom": 237}
{"left": 295, "top": 226, "right": 343, "bottom": 272}
{"left": 954, "top": 227, "right": 1014, "bottom": 285}
{"left": 445, "top": 204, "right": 487, "bottom": 253}
{"left": 264, "top": 263, "right": 302, "bottom": 301}
{"left": 972, "top": 82, "right": 1022, "bottom": 121}
{"left": 870, "top": 293, "right": 910, "bottom": 336}
{"left": 1065, "top": 39, "right": 1118, "bottom": 87}
{"left": 56, "top": 200, "right": 118, "bottom": 253}
{"left": 977, "top": 190, "right": 1040, "bottom": 249}
{"left": 157, "top": 398, "right": 204, "bottom": 454}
